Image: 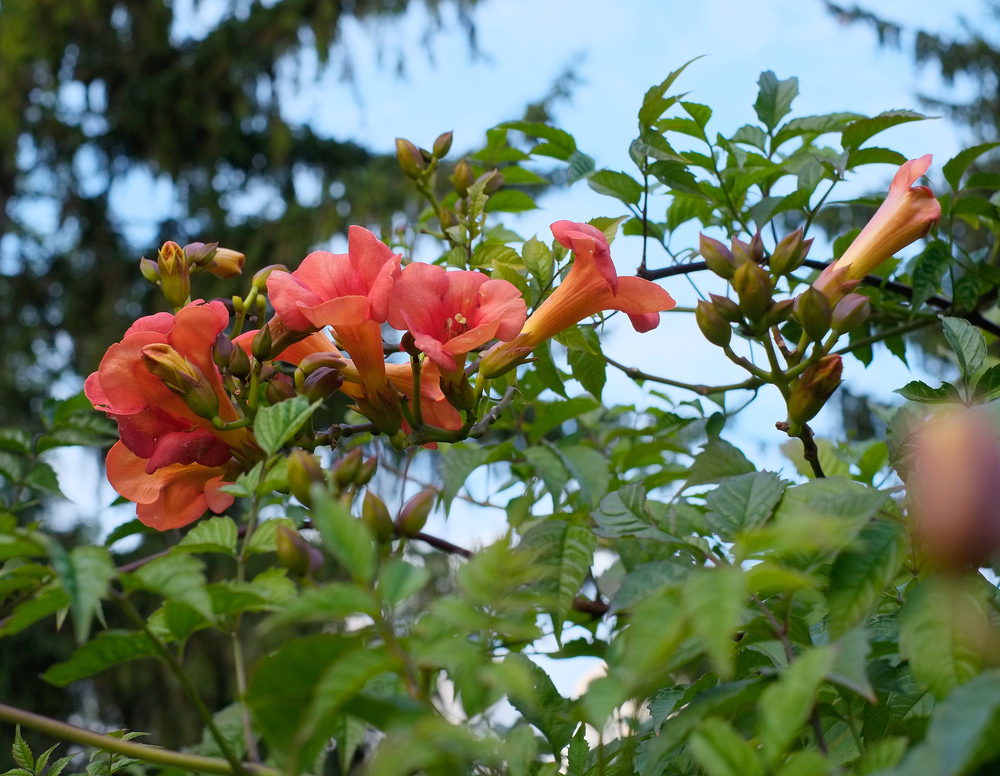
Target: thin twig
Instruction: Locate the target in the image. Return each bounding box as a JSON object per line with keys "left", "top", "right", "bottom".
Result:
{"left": 469, "top": 386, "right": 516, "bottom": 438}
{"left": 604, "top": 354, "right": 764, "bottom": 395}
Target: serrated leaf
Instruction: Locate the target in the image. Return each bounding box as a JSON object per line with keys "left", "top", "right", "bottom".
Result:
{"left": 974, "top": 364, "right": 1000, "bottom": 400}
{"left": 686, "top": 438, "right": 755, "bottom": 488}
{"left": 566, "top": 724, "right": 588, "bottom": 776}
{"left": 611, "top": 559, "right": 691, "bottom": 612}
{"left": 177, "top": 516, "right": 238, "bottom": 555}
{"left": 521, "top": 519, "right": 596, "bottom": 640}
{"left": 841, "top": 110, "right": 926, "bottom": 152}
{"left": 244, "top": 517, "right": 294, "bottom": 554}
{"left": 130, "top": 554, "right": 215, "bottom": 622}
{"left": 524, "top": 446, "right": 569, "bottom": 505}
{"left": 828, "top": 626, "right": 876, "bottom": 702}
{"left": 944, "top": 142, "right": 1000, "bottom": 191}
{"left": 484, "top": 190, "right": 537, "bottom": 213}
{"left": 587, "top": 170, "right": 643, "bottom": 206}
{"left": 310, "top": 491, "right": 376, "bottom": 585}
{"left": 910, "top": 240, "right": 952, "bottom": 310}
{"left": 522, "top": 235, "right": 553, "bottom": 289}
{"left": 504, "top": 652, "right": 575, "bottom": 754}
{"left": 377, "top": 559, "right": 429, "bottom": 607}
{"left": 260, "top": 583, "right": 378, "bottom": 632}
{"left": 942, "top": 316, "right": 986, "bottom": 382}
{"left": 567, "top": 151, "right": 596, "bottom": 184}
{"left": 705, "top": 471, "right": 785, "bottom": 540}
{"left": 54, "top": 545, "right": 114, "bottom": 644}
{"left": 0, "top": 587, "right": 70, "bottom": 637}
{"left": 567, "top": 345, "right": 605, "bottom": 401}
{"left": 827, "top": 519, "right": 905, "bottom": 638}
{"left": 439, "top": 443, "right": 491, "bottom": 514}
{"left": 254, "top": 396, "right": 316, "bottom": 455}
{"left": 683, "top": 566, "right": 746, "bottom": 679}
{"left": 25, "top": 462, "right": 63, "bottom": 497}
{"left": 12, "top": 727, "right": 33, "bottom": 771}
{"left": 43, "top": 630, "right": 158, "bottom": 686}
{"left": 690, "top": 717, "right": 764, "bottom": 776}
{"left": 638, "top": 59, "right": 700, "bottom": 128}
{"left": 753, "top": 71, "right": 798, "bottom": 132}
{"left": 847, "top": 146, "right": 908, "bottom": 168}
{"left": 894, "top": 380, "right": 962, "bottom": 404}
{"left": 757, "top": 645, "right": 835, "bottom": 765}
{"left": 899, "top": 577, "right": 988, "bottom": 700}
{"left": 104, "top": 519, "right": 157, "bottom": 547}
{"left": 0, "top": 429, "right": 32, "bottom": 455}
{"left": 772, "top": 112, "right": 864, "bottom": 149}
{"left": 592, "top": 483, "right": 672, "bottom": 541}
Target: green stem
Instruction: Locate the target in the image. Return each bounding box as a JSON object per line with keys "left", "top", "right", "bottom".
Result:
{"left": 233, "top": 498, "right": 262, "bottom": 762}
{"left": 604, "top": 354, "right": 763, "bottom": 395}
{"left": 115, "top": 595, "right": 247, "bottom": 776}
{"left": 0, "top": 704, "right": 280, "bottom": 776}
{"left": 722, "top": 345, "right": 773, "bottom": 381}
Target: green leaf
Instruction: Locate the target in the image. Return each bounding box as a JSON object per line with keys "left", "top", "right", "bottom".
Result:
{"left": 841, "top": 110, "right": 926, "bottom": 152}
{"left": 899, "top": 577, "right": 988, "bottom": 700}
{"left": 43, "top": 630, "right": 158, "bottom": 686}
{"left": 245, "top": 517, "right": 295, "bottom": 555}
{"left": 753, "top": 71, "right": 798, "bottom": 132}
{"left": 177, "top": 516, "right": 238, "bottom": 555}
{"left": 104, "top": 519, "right": 157, "bottom": 547}
{"left": 943, "top": 142, "right": 1000, "bottom": 191}
{"left": 554, "top": 444, "right": 609, "bottom": 509}
{"left": 130, "top": 554, "right": 215, "bottom": 621}
{"left": 54, "top": 545, "right": 114, "bottom": 644}
{"left": 592, "top": 483, "right": 672, "bottom": 541}
{"left": 504, "top": 652, "right": 575, "bottom": 754}
{"left": 883, "top": 669, "right": 1000, "bottom": 776}
{"left": 439, "top": 443, "right": 491, "bottom": 514}
{"left": 254, "top": 396, "right": 316, "bottom": 455}
{"left": 501, "top": 121, "right": 577, "bottom": 160}
{"left": 524, "top": 446, "right": 569, "bottom": 504}
{"left": 0, "top": 428, "right": 32, "bottom": 455}
{"left": 649, "top": 160, "right": 702, "bottom": 196}
{"left": 705, "top": 471, "right": 785, "bottom": 539}
{"left": 377, "top": 559, "right": 430, "bottom": 607}
{"left": 611, "top": 559, "right": 691, "bottom": 612}
{"left": 772, "top": 111, "right": 863, "bottom": 149}
{"left": 12, "top": 726, "right": 33, "bottom": 771}
{"left": 587, "top": 170, "right": 643, "bottom": 206}
{"left": 527, "top": 396, "right": 598, "bottom": 444}
{"left": 683, "top": 566, "right": 747, "bottom": 679}
{"left": 566, "top": 328, "right": 605, "bottom": 400}
{"left": 261, "top": 583, "right": 379, "bottom": 632}
{"left": 910, "top": 240, "right": 952, "bottom": 310}
{"left": 757, "top": 645, "right": 835, "bottom": 765}
{"left": 567, "top": 151, "right": 596, "bottom": 184}
{"left": 0, "top": 587, "right": 70, "bottom": 637}
{"left": 521, "top": 519, "right": 596, "bottom": 640}
{"left": 847, "top": 146, "right": 908, "bottom": 168}
{"left": 942, "top": 316, "right": 987, "bottom": 381}
{"left": 827, "top": 519, "right": 905, "bottom": 638}
{"left": 974, "top": 364, "right": 1000, "bottom": 401}
{"left": 686, "top": 438, "right": 755, "bottom": 488}
{"left": 522, "top": 235, "right": 554, "bottom": 288}
{"left": 566, "top": 724, "right": 588, "bottom": 776}
{"left": 894, "top": 380, "right": 962, "bottom": 404}
{"left": 331, "top": 715, "right": 367, "bottom": 776}
{"left": 310, "top": 491, "right": 376, "bottom": 585}
{"left": 690, "top": 717, "right": 764, "bottom": 776}
{"left": 638, "top": 58, "right": 700, "bottom": 128}
{"left": 828, "top": 626, "right": 876, "bottom": 703}
{"left": 530, "top": 340, "right": 567, "bottom": 398}
{"left": 26, "top": 462, "right": 63, "bottom": 497}
{"left": 484, "top": 190, "right": 537, "bottom": 213}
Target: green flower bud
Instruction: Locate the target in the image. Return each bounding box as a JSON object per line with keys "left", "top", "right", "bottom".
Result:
{"left": 184, "top": 241, "right": 217, "bottom": 268}
{"left": 787, "top": 355, "right": 842, "bottom": 426}
{"left": 699, "top": 234, "right": 738, "bottom": 280}
{"left": 332, "top": 448, "right": 364, "bottom": 490}
{"left": 831, "top": 293, "right": 871, "bottom": 333}
{"left": 395, "top": 489, "right": 436, "bottom": 537}
{"left": 251, "top": 324, "right": 272, "bottom": 361}
{"left": 440, "top": 372, "right": 476, "bottom": 411}
{"left": 356, "top": 456, "right": 378, "bottom": 486}
{"left": 276, "top": 525, "right": 322, "bottom": 577}
{"left": 362, "top": 491, "right": 395, "bottom": 543}
{"left": 695, "top": 300, "right": 732, "bottom": 347}
{"left": 253, "top": 264, "right": 288, "bottom": 290}
{"left": 213, "top": 333, "right": 233, "bottom": 370}
{"left": 228, "top": 344, "right": 251, "bottom": 379}
{"left": 432, "top": 131, "right": 454, "bottom": 159}
{"left": 301, "top": 367, "right": 344, "bottom": 402}
{"left": 139, "top": 257, "right": 160, "bottom": 285}
{"left": 395, "top": 138, "right": 425, "bottom": 179}
{"left": 452, "top": 159, "right": 474, "bottom": 196}
{"left": 439, "top": 208, "right": 458, "bottom": 229}
{"left": 732, "top": 261, "right": 772, "bottom": 322}
{"left": 769, "top": 228, "right": 812, "bottom": 275}
{"left": 795, "top": 287, "right": 832, "bottom": 342}
{"left": 479, "top": 170, "right": 504, "bottom": 195}
{"left": 265, "top": 377, "right": 296, "bottom": 405}
{"left": 748, "top": 230, "right": 765, "bottom": 263}
{"left": 708, "top": 293, "right": 742, "bottom": 323}
{"left": 763, "top": 299, "right": 795, "bottom": 328}
{"left": 288, "top": 449, "right": 325, "bottom": 507}
{"left": 157, "top": 241, "right": 191, "bottom": 308}
{"left": 730, "top": 237, "right": 754, "bottom": 267}
{"left": 141, "top": 343, "right": 219, "bottom": 420}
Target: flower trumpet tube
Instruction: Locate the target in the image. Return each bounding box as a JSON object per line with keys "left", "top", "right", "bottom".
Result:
{"left": 85, "top": 301, "right": 254, "bottom": 529}
{"left": 479, "top": 221, "right": 675, "bottom": 377}
{"left": 813, "top": 155, "right": 941, "bottom": 301}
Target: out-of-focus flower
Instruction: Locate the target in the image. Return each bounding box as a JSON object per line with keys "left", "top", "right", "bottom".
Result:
{"left": 86, "top": 301, "right": 252, "bottom": 529}
{"left": 907, "top": 409, "right": 1000, "bottom": 569}
{"left": 480, "top": 221, "right": 675, "bottom": 377}
{"left": 267, "top": 226, "right": 403, "bottom": 433}
{"left": 387, "top": 263, "right": 526, "bottom": 374}
{"left": 813, "top": 155, "right": 940, "bottom": 301}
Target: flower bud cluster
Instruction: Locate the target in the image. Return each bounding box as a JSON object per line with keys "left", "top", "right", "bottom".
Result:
{"left": 141, "top": 240, "right": 246, "bottom": 308}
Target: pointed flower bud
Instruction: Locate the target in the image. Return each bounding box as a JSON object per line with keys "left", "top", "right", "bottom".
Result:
{"left": 709, "top": 293, "right": 742, "bottom": 323}
{"left": 253, "top": 264, "right": 287, "bottom": 290}
{"left": 479, "top": 170, "right": 504, "bottom": 194}
{"left": 696, "top": 300, "right": 732, "bottom": 347}
{"left": 732, "top": 261, "right": 772, "bottom": 322}
{"left": 440, "top": 372, "right": 476, "bottom": 411}
{"left": 788, "top": 355, "right": 843, "bottom": 426}
{"left": 213, "top": 333, "right": 234, "bottom": 370}
{"left": 207, "top": 247, "right": 245, "bottom": 279}
{"left": 396, "top": 488, "right": 436, "bottom": 537}
{"left": 288, "top": 449, "right": 325, "bottom": 507}
{"left": 184, "top": 241, "right": 217, "bottom": 268}
{"left": 748, "top": 231, "right": 765, "bottom": 263}
{"left": 356, "top": 456, "right": 378, "bottom": 486}
{"left": 265, "top": 377, "right": 296, "bottom": 405}
{"left": 795, "top": 287, "right": 832, "bottom": 342}
{"left": 276, "top": 525, "right": 323, "bottom": 577}
{"left": 769, "top": 228, "right": 811, "bottom": 275}
{"left": 831, "top": 293, "right": 871, "bottom": 333}
{"left": 452, "top": 159, "right": 474, "bottom": 196}
{"left": 699, "top": 234, "right": 738, "bottom": 280}
{"left": 333, "top": 448, "right": 364, "bottom": 490}
{"left": 396, "top": 138, "right": 425, "bottom": 179}
{"left": 363, "top": 491, "right": 395, "bottom": 543}
{"left": 139, "top": 257, "right": 160, "bottom": 285}
{"left": 141, "top": 343, "right": 219, "bottom": 419}
{"left": 730, "top": 237, "right": 755, "bottom": 267}
{"left": 302, "top": 367, "right": 344, "bottom": 402}
{"left": 251, "top": 324, "right": 272, "bottom": 361}
{"left": 432, "top": 131, "right": 454, "bottom": 159}
{"left": 228, "top": 344, "right": 251, "bottom": 379}
{"left": 763, "top": 299, "right": 795, "bottom": 328}
{"left": 157, "top": 241, "right": 191, "bottom": 308}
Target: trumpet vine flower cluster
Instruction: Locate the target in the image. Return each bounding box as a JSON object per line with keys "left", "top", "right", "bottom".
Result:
{"left": 87, "top": 221, "right": 675, "bottom": 529}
